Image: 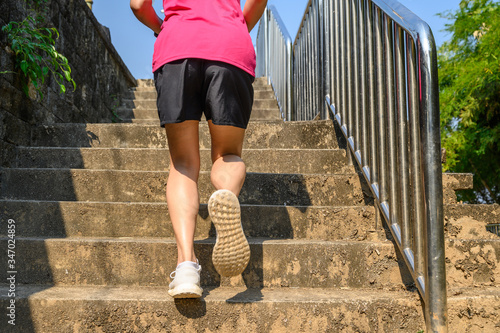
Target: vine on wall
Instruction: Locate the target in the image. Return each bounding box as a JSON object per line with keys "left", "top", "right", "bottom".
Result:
{"left": 1, "top": 0, "right": 75, "bottom": 99}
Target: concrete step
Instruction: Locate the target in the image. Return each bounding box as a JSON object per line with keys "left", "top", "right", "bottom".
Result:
{"left": 445, "top": 203, "right": 500, "bottom": 226}
{"left": 11, "top": 147, "right": 353, "bottom": 174}
{"left": 2, "top": 285, "right": 497, "bottom": 332}
{"left": 0, "top": 285, "right": 426, "bottom": 332}
{"left": 444, "top": 238, "right": 500, "bottom": 287}
{"left": 445, "top": 204, "right": 500, "bottom": 239}
{"left": 119, "top": 117, "right": 282, "bottom": 124}
{"left": 135, "top": 79, "right": 154, "bottom": 87}
{"left": 254, "top": 77, "right": 268, "bottom": 85}
{"left": 253, "top": 85, "right": 274, "bottom": 93}
{"left": 122, "top": 98, "right": 278, "bottom": 110}
{"left": 30, "top": 120, "right": 340, "bottom": 149}
{"left": 115, "top": 108, "right": 159, "bottom": 119}
{"left": 0, "top": 170, "right": 368, "bottom": 206}
{"left": 133, "top": 77, "right": 271, "bottom": 90}
{"left": 128, "top": 85, "right": 275, "bottom": 96}
{"left": 254, "top": 90, "right": 275, "bottom": 99}
{"left": 125, "top": 89, "right": 276, "bottom": 100}
{"left": 115, "top": 107, "right": 281, "bottom": 121}
{"left": 254, "top": 99, "right": 278, "bottom": 110}
{"left": 1, "top": 201, "right": 494, "bottom": 240}
{"left": 443, "top": 172, "right": 474, "bottom": 204}
{"left": 0, "top": 168, "right": 474, "bottom": 205}
{"left": 118, "top": 118, "right": 158, "bottom": 124}
{"left": 0, "top": 237, "right": 411, "bottom": 289}
{"left": 124, "top": 89, "right": 157, "bottom": 100}
{"left": 0, "top": 200, "right": 377, "bottom": 240}
{"left": 0, "top": 237, "right": 497, "bottom": 289}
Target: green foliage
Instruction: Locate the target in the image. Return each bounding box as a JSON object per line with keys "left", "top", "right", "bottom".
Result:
{"left": 1, "top": 0, "right": 75, "bottom": 99}
{"left": 438, "top": 0, "right": 500, "bottom": 203}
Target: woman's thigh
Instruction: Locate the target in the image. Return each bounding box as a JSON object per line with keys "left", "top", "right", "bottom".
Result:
{"left": 165, "top": 120, "right": 200, "bottom": 173}
{"left": 208, "top": 120, "right": 246, "bottom": 162}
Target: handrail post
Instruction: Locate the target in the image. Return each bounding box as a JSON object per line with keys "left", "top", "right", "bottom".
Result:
{"left": 263, "top": 7, "right": 269, "bottom": 81}
{"left": 417, "top": 29, "right": 448, "bottom": 332}
{"left": 286, "top": 39, "right": 293, "bottom": 121}
{"left": 321, "top": 0, "right": 331, "bottom": 120}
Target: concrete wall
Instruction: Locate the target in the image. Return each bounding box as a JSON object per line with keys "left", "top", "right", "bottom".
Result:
{"left": 0, "top": 0, "right": 136, "bottom": 165}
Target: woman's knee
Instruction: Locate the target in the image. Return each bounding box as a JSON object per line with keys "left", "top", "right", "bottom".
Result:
{"left": 170, "top": 153, "right": 200, "bottom": 175}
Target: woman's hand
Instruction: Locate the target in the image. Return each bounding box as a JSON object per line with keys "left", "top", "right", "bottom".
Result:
{"left": 130, "top": 0, "right": 163, "bottom": 34}
{"left": 243, "top": 0, "right": 268, "bottom": 32}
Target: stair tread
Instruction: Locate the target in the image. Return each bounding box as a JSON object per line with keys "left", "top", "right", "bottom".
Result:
{"left": 29, "top": 120, "right": 340, "bottom": 149}
{"left": 1, "top": 168, "right": 357, "bottom": 176}
{"left": 1, "top": 284, "right": 497, "bottom": 302}
{"left": 2, "top": 235, "right": 498, "bottom": 243}
{"left": 0, "top": 236, "right": 393, "bottom": 244}
{"left": 13, "top": 147, "right": 343, "bottom": 152}
{"left": 121, "top": 98, "right": 276, "bottom": 102}
{"left": 1, "top": 285, "right": 497, "bottom": 332}
{"left": 0, "top": 198, "right": 369, "bottom": 208}
{"left": 0, "top": 284, "right": 418, "bottom": 301}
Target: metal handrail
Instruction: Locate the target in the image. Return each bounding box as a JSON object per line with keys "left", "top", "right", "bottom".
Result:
{"left": 256, "top": 6, "right": 293, "bottom": 120}
{"left": 257, "top": 1, "right": 447, "bottom": 331}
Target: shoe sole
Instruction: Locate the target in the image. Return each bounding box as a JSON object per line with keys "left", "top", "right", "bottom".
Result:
{"left": 209, "top": 189, "right": 250, "bottom": 277}
{"left": 168, "top": 284, "right": 203, "bottom": 298}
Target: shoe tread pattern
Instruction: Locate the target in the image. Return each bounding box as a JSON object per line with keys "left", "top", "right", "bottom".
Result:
{"left": 209, "top": 190, "right": 250, "bottom": 277}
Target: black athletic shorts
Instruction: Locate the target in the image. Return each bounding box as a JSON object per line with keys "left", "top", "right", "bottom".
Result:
{"left": 153, "top": 58, "right": 255, "bottom": 129}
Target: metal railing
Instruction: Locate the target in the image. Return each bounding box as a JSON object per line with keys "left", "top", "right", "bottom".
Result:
{"left": 256, "top": 6, "right": 293, "bottom": 121}
{"left": 257, "top": 1, "right": 447, "bottom": 331}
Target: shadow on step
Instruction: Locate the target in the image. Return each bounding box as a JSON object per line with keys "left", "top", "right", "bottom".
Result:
{"left": 1, "top": 163, "right": 81, "bottom": 332}
{"left": 173, "top": 298, "right": 207, "bottom": 318}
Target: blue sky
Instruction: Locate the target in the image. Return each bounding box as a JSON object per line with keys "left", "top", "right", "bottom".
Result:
{"left": 93, "top": 0, "right": 462, "bottom": 79}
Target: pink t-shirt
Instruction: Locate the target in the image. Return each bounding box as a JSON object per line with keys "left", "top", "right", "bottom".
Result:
{"left": 152, "top": 0, "right": 256, "bottom": 76}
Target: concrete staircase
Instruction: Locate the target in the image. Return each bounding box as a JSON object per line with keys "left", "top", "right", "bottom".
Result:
{"left": 115, "top": 78, "right": 282, "bottom": 123}
{"left": 0, "top": 78, "right": 499, "bottom": 332}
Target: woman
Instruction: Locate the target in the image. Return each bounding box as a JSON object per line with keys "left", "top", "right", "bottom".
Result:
{"left": 130, "top": 0, "right": 267, "bottom": 298}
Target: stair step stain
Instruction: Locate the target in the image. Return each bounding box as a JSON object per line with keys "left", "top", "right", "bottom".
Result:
{"left": 30, "top": 120, "right": 340, "bottom": 149}
{"left": 0, "top": 237, "right": 412, "bottom": 289}
{"left": 2, "top": 285, "right": 497, "bottom": 333}
{"left": 0, "top": 169, "right": 368, "bottom": 206}
{"left": 115, "top": 107, "right": 282, "bottom": 120}
{"left": 12, "top": 147, "right": 352, "bottom": 174}
{"left": 0, "top": 237, "right": 496, "bottom": 288}
{"left": 0, "top": 200, "right": 377, "bottom": 240}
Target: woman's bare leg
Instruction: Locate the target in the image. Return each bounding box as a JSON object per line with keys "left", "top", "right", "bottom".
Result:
{"left": 208, "top": 120, "right": 247, "bottom": 194}
{"left": 165, "top": 120, "right": 200, "bottom": 266}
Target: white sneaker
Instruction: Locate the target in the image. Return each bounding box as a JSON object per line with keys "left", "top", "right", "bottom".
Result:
{"left": 209, "top": 189, "right": 250, "bottom": 277}
{"left": 168, "top": 261, "right": 203, "bottom": 298}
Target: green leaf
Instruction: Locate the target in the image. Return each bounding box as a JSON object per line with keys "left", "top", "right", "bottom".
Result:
{"left": 63, "top": 70, "right": 71, "bottom": 81}
{"left": 59, "top": 84, "right": 66, "bottom": 94}
{"left": 20, "top": 60, "right": 28, "bottom": 74}
{"left": 59, "top": 54, "right": 68, "bottom": 63}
